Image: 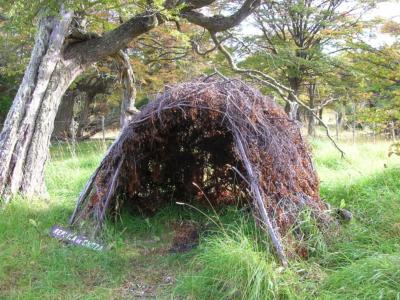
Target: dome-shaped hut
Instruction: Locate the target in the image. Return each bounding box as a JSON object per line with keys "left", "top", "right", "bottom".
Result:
{"left": 69, "top": 77, "right": 332, "bottom": 265}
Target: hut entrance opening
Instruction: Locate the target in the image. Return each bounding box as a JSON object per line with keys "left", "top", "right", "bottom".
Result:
{"left": 117, "top": 108, "right": 251, "bottom": 215}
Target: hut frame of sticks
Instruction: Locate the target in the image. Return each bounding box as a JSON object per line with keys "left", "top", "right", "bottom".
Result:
{"left": 69, "top": 76, "right": 332, "bottom": 265}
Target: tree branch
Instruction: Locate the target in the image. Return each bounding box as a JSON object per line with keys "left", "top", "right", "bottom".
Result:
{"left": 182, "top": 0, "right": 261, "bottom": 32}
{"left": 65, "top": 0, "right": 261, "bottom": 65}
{"left": 314, "top": 97, "right": 338, "bottom": 111}
{"left": 64, "top": 12, "right": 160, "bottom": 65}
{"left": 210, "top": 32, "right": 345, "bottom": 157}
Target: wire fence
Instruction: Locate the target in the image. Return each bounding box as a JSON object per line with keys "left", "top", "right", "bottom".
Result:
{"left": 0, "top": 119, "right": 398, "bottom": 146}
{"left": 0, "top": 115, "right": 119, "bottom": 158}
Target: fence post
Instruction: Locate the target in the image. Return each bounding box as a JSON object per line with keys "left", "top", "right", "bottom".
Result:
{"left": 352, "top": 102, "right": 356, "bottom": 145}
{"left": 391, "top": 121, "right": 396, "bottom": 142}
{"left": 70, "top": 119, "right": 77, "bottom": 157}
{"left": 335, "top": 112, "right": 340, "bottom": 142}
{"left": 372, "top": 122, "right": 376, "bottom": 144}
{"left": 101, "top": 116, "right": 105, "bottom": 145}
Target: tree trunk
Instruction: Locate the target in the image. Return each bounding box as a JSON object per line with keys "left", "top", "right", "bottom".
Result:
{"left": 390, "top": 121, "right": 396, "bottom": 142}
{"left": 0, "top": 11, "right": 81, "bottom": 199}
{"left": 337, "top": 111, "right": 343, "bottom": 128}
{"left": 117, "top": 50, "right": 138, "bottom": 128}
{"left": 76, "top": 75, "right": 116, "bottom": 138}
{"left": 318, "top": 108, "right": 323, "bottom": 125}
{"left": 285, "top": 77, "right": 301, "bottom": 121}
{"left": 52, "top": 90, "right": 77, "bottom": 140}
{"left": 286, "top": 101, "right": 299, "bottom": 121}
{"left": 307, "top": 83, "right": 316, "bottom": 136}
{"left": 77, "top": 92, "right": 93, "bottom": 138}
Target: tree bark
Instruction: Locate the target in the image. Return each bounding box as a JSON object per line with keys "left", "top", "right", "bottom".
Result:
{"left": 285, "top": 77, "right": 301, "bottom": 120}
{"left": 116, "top": 50, "right": 138, "bottom": 129}
{"left": 307, "top": 83, "right": 316, "bottom": 136}
{"left": 0, "top": 11, "right": 79, "bottom": 199}
{"left": 286, "top": 101, "right": 299, "bottom": 121}
{"left": 52, "top": 90, "right": 77, "bottom": 140}
{"left": 76, "top": 92, "right": 91, "bottom": 138}
{"left": 318, "top": 108, "right": 323, "bottom": 125}
{"left": 390, "top": 121, "right": 396, "bottom": 142}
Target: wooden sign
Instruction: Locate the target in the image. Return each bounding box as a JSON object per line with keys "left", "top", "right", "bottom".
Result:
{"left": 50, "top": 225, "right": 105, "bottom": 251}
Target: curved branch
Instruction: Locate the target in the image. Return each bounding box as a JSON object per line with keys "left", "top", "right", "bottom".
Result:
{"left": 65, "top": 12, "right": 160, "bottom": 65}
{"left": 210, "top": 32, "right": 345, "bottom": 157}
{"left": 182, "top": 0, "right": 261, "bottom": 32}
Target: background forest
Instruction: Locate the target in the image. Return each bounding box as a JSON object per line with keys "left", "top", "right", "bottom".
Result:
{"left": 0, "top": 0, "right": 400, "bottom": 299}
{"left": 1, "top": 0, "right": 399, "bottom": 142}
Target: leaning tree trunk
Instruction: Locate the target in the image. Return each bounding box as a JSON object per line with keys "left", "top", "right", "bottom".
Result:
{"left": 0, "top": 11, "right": 82, "bottom": 200}
{"left": 117, "top": 50, "right": 138, "bottom": 128}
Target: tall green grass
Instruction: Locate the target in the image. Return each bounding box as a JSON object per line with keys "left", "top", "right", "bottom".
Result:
{"left": 174, "top": 220, "right": 301, "bottom": 299}
{"left": 321, "top": 254, "right": 400, "bottom": 299}
{"left": 1, "top": 139, "right": 399, "bottom": 299}
{"left": 0, "top": 141, "right": 187, "bottom": 299}
{"left": 175, "top": 140, "right": 400, "bottom": 299}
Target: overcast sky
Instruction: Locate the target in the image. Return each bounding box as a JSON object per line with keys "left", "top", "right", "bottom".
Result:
{"left": 366, "top": 1, "right": 400, "bottom": 21}
{"left": 365, "top": 1, "right": 400, "bottom": 45}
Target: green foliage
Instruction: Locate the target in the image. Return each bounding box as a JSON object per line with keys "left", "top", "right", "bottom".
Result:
{"left": 0, "top": 0, "right": 59, "bottom": 31}
{"left": 135, "top": 95, "right": 150, "bottom": 108}
{"left": 131, "top": 24, "right": 210, "bottom": 96}
{"left": 0, "top": 74, "right": 21, "bottom": 122}
{"left": 341, "top": 24, "right": 400, "bottom": 131}
{"left": 0, "top": 94, "right": 12, "bottom": 121}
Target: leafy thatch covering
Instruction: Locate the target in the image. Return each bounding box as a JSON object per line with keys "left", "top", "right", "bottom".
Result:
{"left": 69, "top": 77, "right": 332, "bottom": 264}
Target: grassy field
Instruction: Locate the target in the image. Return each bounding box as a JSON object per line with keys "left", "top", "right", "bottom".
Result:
{"left": 0, "top": 138, "right": 399, "bottom": 299}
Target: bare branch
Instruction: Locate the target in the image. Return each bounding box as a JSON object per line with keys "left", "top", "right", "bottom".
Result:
{"left": 314, "top": 97, "right": 338, "bottom": 111}
{"left": 210, "top": 32, "right": 345, "bottom": 157}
